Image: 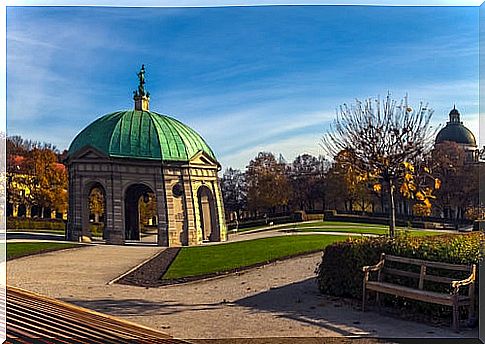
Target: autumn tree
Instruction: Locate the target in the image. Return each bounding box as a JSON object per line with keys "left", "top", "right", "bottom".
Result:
{"left": 288, "top": 154, "right": 327, "bottom": 212}
{"left": 221, "top": 167, "right": 247, "bottom": 220}
{"left": 139, "top": 193, "right": 157, "bottom": 228}
{"left": 324, "top": 149, "right": 373, "bottom": 213}
{"left": 24, "top": 147, "right": 68, "bottom": 217}
{"left": 322, "top": 94, "right": 437, "bottom": 238}
{"left": 7, "top": 136, "right": 31, "bottom": 209}
{"left": 431, "top": 141, "right": 479, "bottom": 222}
{"left": 7, "top": 135, "right": 68, "bottom": 218}
{"left": 89, "top": 188, "right": 105, "bottom": 223}
{"left": 245, "top": 152, "right": 290, "bottom": 214}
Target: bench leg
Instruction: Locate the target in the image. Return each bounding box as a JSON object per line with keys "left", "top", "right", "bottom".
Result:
{"left": 452, "top": 303, "right": 459, "bottom": 332}
{"left": 468, "top": 286, "right": 476, "bottom": 327}
{"left": 467, "top": 302, "right": 475, "bottom": 327}
{"left": 362, "top": 286, "right": 366, "bottom": 312}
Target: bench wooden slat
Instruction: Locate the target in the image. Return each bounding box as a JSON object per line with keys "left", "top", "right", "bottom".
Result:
{"left": 382, "top": 267, "right": 456, "bottom": 285}
{"left": 385, "top": 255, "right": 471, "bottom": 271}
{"left": 363, "top": 254, "right": 476, "bottom": 332}
{"left": 365, "top": 281, "right": 470, "bottom": 306}
{"left": 7, "top": 286, "right": 183, "bottom": 342}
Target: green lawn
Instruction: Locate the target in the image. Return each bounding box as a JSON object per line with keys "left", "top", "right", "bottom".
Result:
{"left": 235, "top": 220, "right": 406, "bottom": 233}
{"left": 235, "top": 220, "right": 447, "bottom": 236}
{"left": 163, "top": 234, "right": 352, "bottom": 280}
{"left": 7, "top": 242, "right": 83, "bottom": 260}
{"left": 286, "top": 221, "right": 388, "bottom": 229}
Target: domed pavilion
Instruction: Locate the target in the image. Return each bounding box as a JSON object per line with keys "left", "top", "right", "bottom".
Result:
{"left": 435, "top": 106, "right": 478, "bottom": 162}
{"left": 66, "top": 66, "right": 227, "bottom": 246}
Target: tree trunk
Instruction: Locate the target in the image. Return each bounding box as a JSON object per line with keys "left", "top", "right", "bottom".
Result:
{"left": 388, "top": 180, "right": 396, "bottom": 239}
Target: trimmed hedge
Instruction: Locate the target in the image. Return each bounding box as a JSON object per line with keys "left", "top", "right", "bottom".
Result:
{"left": 227, "top": 215, "right": 299, "bottom": 230}
{"left": 89, "top": 223, "right": 104, "bottom": 237}
{"left": 316, "top": 232, "right": 484, "bottom": 321}
{"left": 323, "top": 210, "right": 472, "bottom": 229}
{"left": 7, "top": 217, "right": 66, "bottom": 231}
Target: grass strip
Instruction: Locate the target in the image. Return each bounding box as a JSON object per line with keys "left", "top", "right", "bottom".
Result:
{"left": 7, "top": 242, "right": 84, "bottom": 260}
{"left": 163, "top": 234, "right": 351, "bottom": 280}
{"left": 294, "top": 228, "right": 444, "bottom": 236}
{"left": 235, "top": 220, "right": 413, "bottom": 233}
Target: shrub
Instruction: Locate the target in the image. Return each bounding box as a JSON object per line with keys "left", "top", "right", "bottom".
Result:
{"left": 316, "top": 232, "right": 484, "bottom": 321}
{"left": 89, "top": 223, "right": 104, "bottom": 237}
{"left": 227, "top": 215, "right": 297, "bottom": 230}
{"left": 7, "top": 217, "right": 66, "bottom": 231}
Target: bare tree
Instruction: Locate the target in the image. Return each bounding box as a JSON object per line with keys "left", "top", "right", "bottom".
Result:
{"left": 321, "top": 94, "right": 437, "bottom": 238}
{"left": 221, "top": 167, "right": 248, "bottom": 221}
{"left": 288, "top": 154, "right": 326, "bottom": 212}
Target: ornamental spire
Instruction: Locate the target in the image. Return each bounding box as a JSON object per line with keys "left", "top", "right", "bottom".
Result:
{"left": 133, "top": 64, "right": 150, "bottom": 111}
{"left": 448, "top": 105, "right": 461, "bottom": 124}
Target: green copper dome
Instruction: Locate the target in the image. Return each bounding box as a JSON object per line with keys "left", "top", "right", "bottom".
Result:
{"left": 435, "top": 107, "right": 477, "bottom": 146}
{"left": 68, "top": 110, "right": 217, "bottom": 162}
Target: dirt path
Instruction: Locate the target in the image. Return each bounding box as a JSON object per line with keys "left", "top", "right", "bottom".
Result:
{"left": 7, "top": 245, "right": 476, "bottom": 340}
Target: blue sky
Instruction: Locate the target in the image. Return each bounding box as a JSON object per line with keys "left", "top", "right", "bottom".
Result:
{"left": 6, "top": 5, "right": 480, "bottom": 169}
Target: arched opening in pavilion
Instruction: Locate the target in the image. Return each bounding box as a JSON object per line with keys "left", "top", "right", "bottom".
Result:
{"left": 124, "top": 183, "right": 157, "bottom": 243}
{"left": 198, "top": 185, "right": 219, "bottom": 242}
{"left": 88, "top": 185, "right": 106, "bottom": 239}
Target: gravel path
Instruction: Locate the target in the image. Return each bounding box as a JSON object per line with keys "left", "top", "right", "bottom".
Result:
{"left": 7, "top": 244, "right": 477, "bottom": 340}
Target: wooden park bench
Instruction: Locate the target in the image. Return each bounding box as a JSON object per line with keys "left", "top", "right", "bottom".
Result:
{"left": 362, "top": 253, "right": 476, "bottom": 331}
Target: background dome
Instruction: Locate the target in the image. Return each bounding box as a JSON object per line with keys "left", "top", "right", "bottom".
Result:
{"left": 435, "top": 124, "right": 476, "bottom": 146}
{"left": 435, "top": 107, "right": 477, "bottom": 146}
{"left": 68, "top": 110, "right": 217, "bottom": 162}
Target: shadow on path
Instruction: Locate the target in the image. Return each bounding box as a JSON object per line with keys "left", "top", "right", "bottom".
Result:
{"left": 235, "top": 277, "right": 367, "bottom": 336}
{"left": 234, "top": 277, "right": 475, "bottom": 338}
{"left": 62, "top": 298, "right": 229, "bottom": 317}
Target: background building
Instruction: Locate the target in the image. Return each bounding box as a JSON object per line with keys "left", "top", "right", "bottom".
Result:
{"left": 435, "top": 106, "right": 479, "bottom": 162}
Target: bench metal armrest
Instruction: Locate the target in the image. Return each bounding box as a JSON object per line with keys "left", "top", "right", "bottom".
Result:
{"left": 362, "top": 260, "right": 384, "bottom": 273}
{"left": 451, "top": 265, "right": 476, "bottom": 294}
{"left": 363, "top": 253, "right": 386, "bottom": 285}
{"left": 451, "top": 275, "right": 475, "bottom": 291}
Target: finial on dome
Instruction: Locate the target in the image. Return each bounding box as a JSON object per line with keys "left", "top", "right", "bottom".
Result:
{"left": 449, "top": 105, "right": 461, "bottom": 124}
{"left": 133, "top": 64, "right": 150, "bottom": 111}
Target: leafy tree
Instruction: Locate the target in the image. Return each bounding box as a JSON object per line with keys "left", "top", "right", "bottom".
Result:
{"left": 139, "top": 193, "right": 157, "bottom": 228}
{"left": 431, "top": 141, "right": 479, "bottom": 222}
{"left": 325, "top": 149, "right": 373, "bottom": 213}
{"left": 7, "top": 135, "right": 67, "bottom": 218}
{"left": 288, "top": 154, "right": 327, "bottom": 212}
{"left": 221, "top": 167, "right": 247, "bottom": 220}
{"left": 89, "top": 188, "right": 105, "bottom": 223}
{"left": 245, "top": 152, "right": 290, "bottom": 214}
{"left": 322, "top": 94, "right": 437, "bottom": 237}
{"left": 24, "top": 147, "right": 67, "bottom": 217}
